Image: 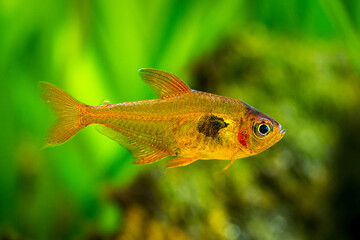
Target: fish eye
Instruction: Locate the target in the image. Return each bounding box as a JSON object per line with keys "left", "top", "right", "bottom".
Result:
{"left": 253, "top": 119, "right": 273, "bottom": 139}
{"left": 259, "top": 124, "right": 269, "bottom": 135}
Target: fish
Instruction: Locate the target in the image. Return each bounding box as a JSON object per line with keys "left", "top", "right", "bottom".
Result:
{"left": 39, "top": 68, "right": 285, "bottom": 170}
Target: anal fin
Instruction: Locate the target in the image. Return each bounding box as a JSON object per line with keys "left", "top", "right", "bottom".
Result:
{"left": 97, "top": 125, "right": 168, "bottom": 164}
{"left": 134, "top": 149, "right": 169, "bottom": 165}
{"left": 166, "top": 157, "right": 198, "bottom": 169}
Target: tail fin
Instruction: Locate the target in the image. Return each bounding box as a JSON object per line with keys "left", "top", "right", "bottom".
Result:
{"left": 39, "top": 82, "right": 88, "bottom": 147}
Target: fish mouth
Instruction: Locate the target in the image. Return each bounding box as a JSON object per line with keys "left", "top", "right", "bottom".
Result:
{"left": 278, "top": 123, "right": 286, "bottom": 135}
{"left": 279, "top": 127, "right": 286, "bottom": 136}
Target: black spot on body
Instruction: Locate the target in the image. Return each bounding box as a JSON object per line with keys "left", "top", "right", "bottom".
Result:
{"left": 197, "top": 114, "right": 229, "bottom": 138}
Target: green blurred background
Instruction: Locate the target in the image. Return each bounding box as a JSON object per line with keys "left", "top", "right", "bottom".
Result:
{"left": 1, "top": 0, "right": 360, "bottom": 239}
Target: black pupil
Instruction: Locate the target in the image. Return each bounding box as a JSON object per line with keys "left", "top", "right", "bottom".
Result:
{"left": 259, "top": 124, "right": 269, "bottom": 135}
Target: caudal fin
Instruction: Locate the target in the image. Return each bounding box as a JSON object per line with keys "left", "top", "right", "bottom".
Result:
{"left": 39, "top": 82, "right": 87, "bottom": 147}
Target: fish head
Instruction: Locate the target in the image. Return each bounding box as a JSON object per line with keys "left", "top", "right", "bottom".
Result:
{"left": 237, "top": 108, "right": 286, "bottom": 156}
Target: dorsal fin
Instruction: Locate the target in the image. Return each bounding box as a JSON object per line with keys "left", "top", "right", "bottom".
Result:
{"left": 139, "top": 68, "right": 192, "bottom": 98}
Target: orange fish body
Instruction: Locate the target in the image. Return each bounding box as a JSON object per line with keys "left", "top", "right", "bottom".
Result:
{"left": 40, "top": 69, "right": 285, "bottom": 169}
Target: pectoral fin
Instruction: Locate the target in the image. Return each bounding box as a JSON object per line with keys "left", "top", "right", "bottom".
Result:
{"left": 219, "top": 153, "right": 237, "bottom": 174}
